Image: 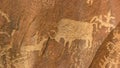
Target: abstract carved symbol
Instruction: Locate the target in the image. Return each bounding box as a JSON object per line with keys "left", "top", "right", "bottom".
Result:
{"left": 99, "top": 56, "right": 117, "bottom": 68}
{"left": 54, "top": 19, "right": 94, "bottom": 48}
{"left": 41, "top": 0, "right": 55, "bottom": 8}
{"left": 112, "top": 29, "right": 120, "bottom": 52}
{"left": 99, "top": 44, "right": 120, "bottom": 68}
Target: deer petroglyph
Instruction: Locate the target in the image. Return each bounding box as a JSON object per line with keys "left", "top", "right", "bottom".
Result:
{"left": 91, "top": 11, "right": 115, "bottom": 32}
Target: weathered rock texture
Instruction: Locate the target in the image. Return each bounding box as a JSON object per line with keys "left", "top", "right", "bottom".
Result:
{"left": 0, "top": 0, "right": 120, "bottom": 68}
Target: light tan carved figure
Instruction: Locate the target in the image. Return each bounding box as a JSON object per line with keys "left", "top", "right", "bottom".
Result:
{"left": 86, "top": 0, "right": 94, "bottom": 5}
{"left": 54, "top": 19, "right": 94, "bottom": 48}
{"left": 0, "top": 9, "right": 12, "bottom": 67}
{"left": 91, "top": 11, "right": 115, "bottom": 32}
{"left": 0, "top": 9, "right": 11, "bottom": 23}
{"left": 0, "top": 9, "right": 11, "bottom": 37}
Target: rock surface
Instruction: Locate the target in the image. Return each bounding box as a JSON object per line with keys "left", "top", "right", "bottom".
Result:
{"left": 0, "top": 0, "right": 120, "bottom": 68}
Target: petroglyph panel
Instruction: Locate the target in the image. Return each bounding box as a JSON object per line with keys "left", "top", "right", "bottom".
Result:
{"left": 54, "top": 12, "right": 115, "bottom": 48}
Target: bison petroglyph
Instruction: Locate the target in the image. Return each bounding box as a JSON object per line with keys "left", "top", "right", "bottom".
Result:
{"left": 54, "top": 19, "right": 94, "bottom": 48}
